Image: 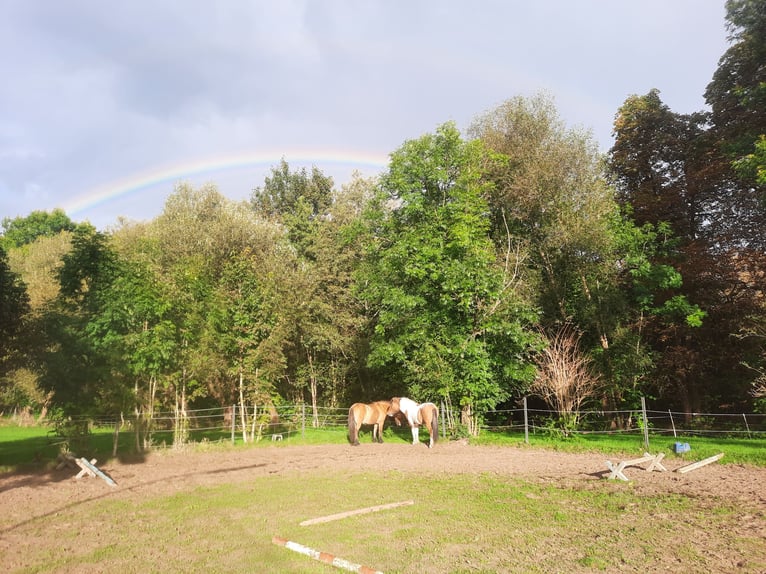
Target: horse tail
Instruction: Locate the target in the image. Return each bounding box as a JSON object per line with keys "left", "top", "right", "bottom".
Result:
{"left": 348, "top": 406, "right": 358, "bottom": 445}
{"left": 429, "top": 404, "right": 439, "bottom": 443}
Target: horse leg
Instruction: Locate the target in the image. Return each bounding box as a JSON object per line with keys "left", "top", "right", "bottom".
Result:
{"left": 411, "top": 425, "right": 419, "bottom": 445}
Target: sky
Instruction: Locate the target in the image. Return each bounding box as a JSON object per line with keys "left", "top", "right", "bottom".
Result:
{"left": 1, "top": 1, "right": 730, "bottom": 231}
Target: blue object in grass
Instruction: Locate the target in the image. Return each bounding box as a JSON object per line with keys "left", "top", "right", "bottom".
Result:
{"left": 673, "top": 442, "right": 691, "bottom": 454}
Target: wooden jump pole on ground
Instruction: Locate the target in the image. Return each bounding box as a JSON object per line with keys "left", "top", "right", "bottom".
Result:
{"left": 300, "top": 500, "right": 414, "bottom": 526}
{"left": 676, "top": 453, "right": 724, "bottom": 474}
{"left": 272, "top": 536, "right": 383, "bottom": 574}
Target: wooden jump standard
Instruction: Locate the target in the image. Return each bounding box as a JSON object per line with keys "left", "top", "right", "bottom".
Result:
{"left": 57, "top": 453, "right": 117, "bottom": 486}
{"left": 605, "top": 452, "right": 667, "bottom": 481}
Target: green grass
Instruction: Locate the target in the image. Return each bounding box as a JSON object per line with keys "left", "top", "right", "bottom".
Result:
{"left": 472, "top": 428, "right": 766, "bottom": 466}
{"left": 3, "top": 419, "right": 766, "bottom": 572}
{"left": 3, "top": 469, "right": 764, "bottom": 573}
{"left": 1, "top": 419, "right": 765, "bottom": 472}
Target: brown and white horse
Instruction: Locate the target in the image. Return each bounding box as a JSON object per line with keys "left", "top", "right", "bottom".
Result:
{"left": 387, "top": 397, "right": 439, "bottom": 448}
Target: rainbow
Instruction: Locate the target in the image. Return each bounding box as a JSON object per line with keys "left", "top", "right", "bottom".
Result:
{"left": 62, "top": 150, "right": 390, "bottom": 216}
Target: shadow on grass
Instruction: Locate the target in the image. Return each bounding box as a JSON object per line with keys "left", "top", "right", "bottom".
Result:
{"left": 0, "top": 457, "right": 271, "bottom": 535}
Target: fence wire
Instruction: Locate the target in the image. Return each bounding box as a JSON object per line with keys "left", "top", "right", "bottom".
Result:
{"left": 40, "top": 402, "right": 766, "bottom": 442}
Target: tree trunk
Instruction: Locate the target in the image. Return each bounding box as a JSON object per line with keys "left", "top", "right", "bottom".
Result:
{"left": 145, "top": 375, "right": 157, "bottom": 450}
{"left": 238, "top": 371, "right": 248, "bottom": 443}
{"left": 306, "top": 350, "right": 319, "bottom": 428}
{"left": 134, "top": 380, "right": 141, "bottom": 453}
{"left": 461, "top": 403, "right": 478, "bottom": 436}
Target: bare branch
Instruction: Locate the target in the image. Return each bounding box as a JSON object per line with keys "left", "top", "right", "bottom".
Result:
{"left": 530, "top": 323, "right": 601, "bottom": 429}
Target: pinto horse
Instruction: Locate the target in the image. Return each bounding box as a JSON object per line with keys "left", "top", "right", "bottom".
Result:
{"left": 387, "top": 397, "right": 439, "bottom": 448}
{"left": 348, "top": 400, "right": 395, "bottom": 446}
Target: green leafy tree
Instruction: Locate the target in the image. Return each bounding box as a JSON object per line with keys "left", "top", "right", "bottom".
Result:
{"left": 7, "top": 231, "right": 72, "bottom": 310}
{"left": 609, "top": 88, "right": 759, "bottom": 413}
{"left": 734, "top": 134, "right": 766, "bottom": 185}
{"left": 287, "top": 207, "right": 369, "bottom": 420}
{"left": 2, "top": 230, "right": 74, "bottom": 413}
{"left": 470, "top": 93, "right": 710, "bottom": 417}
{"left": 309, "top": 174, "right": 379, "bottom": 405}
{"left": 357, "top": 122, "right": 537, "bottom": 433}
{"left": 146, "top": 183, "right": 285, "bottom": 402}
{"left": 704, "top": 0, "right": 766, "bottom": 248}
{"left": 203, "top": 246, "right": 291, "bottom": 440}
{"left": 469, "top": 94, "right": 645, "bottom": 418}
{"left": 250, "top": 163, "right": 370, "bottom": 418}
{"left": 608, "top": 90, "right": 713, "bottom": 242}
{"left": 1, "top": 209, "right": 80, "bottom": 250}
{"left": 469, "top": 94, "right": 620, "bottom": 344}
{"left": 251, "top": 159, "right": 334, "bottom": 258}
{"left": 95, "top": 252, "right": 183, "bottom": 448}
{"left": 600, "top": 215, "right": 706, "bottom": 414}
{"left": 706, "top": 0, "right": 766, "bottom": 170}
{"left": 38, "top": 227, "right": 120, "bottom": 418}
{"left": 0, "top": 245, "right": 30, "bottom": 409}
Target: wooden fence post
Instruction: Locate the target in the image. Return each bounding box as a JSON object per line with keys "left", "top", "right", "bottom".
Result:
{"left": 440, "top": 401, "right": 446, "bottom": 440}
{"left": 112, "top": 422, "right": 119, "bottom": 457}
{"left": 523, "top": 396, "right": 529, "bottom": 444}
{"left": 230, "top": 405, "right": 235, "bottom": 444}
{"left": 641, "top": 397, "right": 649, "bottom": 450}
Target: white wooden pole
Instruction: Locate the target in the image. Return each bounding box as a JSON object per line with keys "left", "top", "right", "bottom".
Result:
{"left": 272, "top": 536, "right": 383, "bottom": 574}
{"left": 230, "top": 405, "right": 235, "bottom": 444}
{"left": 677, "top": 453, "right": 724, "bottom": 474}
{"left": 742, "top": 413, "right": 751, "bottom": 437}
{"left": 300, "top": 500, "right": 414, "bottom": 526}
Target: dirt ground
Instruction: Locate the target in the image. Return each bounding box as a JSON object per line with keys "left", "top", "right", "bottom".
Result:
{"left": 1, "top": 441, "right": 765, "bottom": 571}
{"left": 2, "top": 440, "right": 764, "bottom": 523}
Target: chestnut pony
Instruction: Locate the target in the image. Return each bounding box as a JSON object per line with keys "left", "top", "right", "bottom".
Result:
{"left": 348, "top": 400, "right": 394, "bottom": 446}
{"left": 387, "top": 397, "right": 439, "bottom": 448}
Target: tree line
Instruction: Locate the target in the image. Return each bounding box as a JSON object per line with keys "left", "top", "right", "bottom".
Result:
{"left": 1, "top": 1, "right": 764, "bottom": 437}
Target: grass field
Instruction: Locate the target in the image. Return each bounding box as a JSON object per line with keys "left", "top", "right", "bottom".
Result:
{"left": 2, "top": 419, "right": 765, "bottom": 472}
{"left": 2, "top": 420, "right": 765, "bottom": 573}
{"left": 2, "top": 456, "right": 764, "bottom": 573}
